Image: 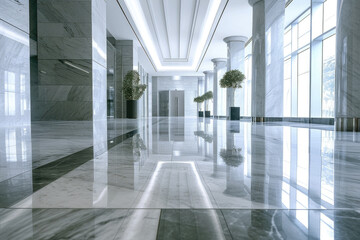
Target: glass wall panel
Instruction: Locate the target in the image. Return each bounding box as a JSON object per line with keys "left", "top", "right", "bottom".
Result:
{"left": 284, "top": 58, "right": 292, "bottom": 117}
{"left": 323, "top": 0, "right": 337, "bottom": 32}
{"left": 297, "top": 15, "right": 311, "bottom": 49}
{"left": 297, "top": 49, "right": 310, "bottom": 117}
{"left": 322, "top": 35, "right": 336, "bottom": 117}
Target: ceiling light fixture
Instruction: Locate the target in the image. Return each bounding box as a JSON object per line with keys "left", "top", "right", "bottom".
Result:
{"left": 123, "top": 0, "right": 222, "bottom": 72}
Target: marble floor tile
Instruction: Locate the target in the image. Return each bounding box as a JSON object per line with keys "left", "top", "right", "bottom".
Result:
{"left": 0, "top": 208, "right": 128, "bottom": 240}
{"left": 157, "top": 209, "right": 232, "bottom": 240}
{"left": 1, "top": 117, "right": 360, "bottom": 238}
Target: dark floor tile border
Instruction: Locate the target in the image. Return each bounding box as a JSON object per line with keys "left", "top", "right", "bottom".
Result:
{"left": 0, "top": 126, "right": 146, "bottom": 208}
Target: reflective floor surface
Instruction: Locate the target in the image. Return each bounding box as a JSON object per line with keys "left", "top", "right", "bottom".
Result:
{"left": 1, "top": 117, "right": 360, "bottom": 239}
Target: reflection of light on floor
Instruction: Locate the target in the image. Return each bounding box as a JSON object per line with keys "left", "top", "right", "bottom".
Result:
{"left": 121, "top": 161, "right": 226, "bottom": 240}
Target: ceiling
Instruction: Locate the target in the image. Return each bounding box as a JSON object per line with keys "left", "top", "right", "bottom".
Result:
{"left": 106, "top": 0, "right": 252, "bottom": 76}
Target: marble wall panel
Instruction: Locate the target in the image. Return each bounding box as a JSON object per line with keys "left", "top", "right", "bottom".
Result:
{"left": 92, "top": 0, "right": 107, "bottom": 67}
{"left": 34, "top": 0, "right": 107, "bottom": 121}
{"left": 0, "top": 0, "right": 29, "bottom": 33}
{"left": 37, "top": 0, "right": 91, "bottom": 24}
{"left": 335, "top": 0, "right": 360, "bottom": 118}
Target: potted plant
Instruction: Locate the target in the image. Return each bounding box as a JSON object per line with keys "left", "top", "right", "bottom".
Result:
{"left": 194, "top": 96, "right": 205, "bottom": 117}
{"left": 220, "top": 70, "right": 245, "bottom": 120}
{"left": 123, "top": 70, "right": 147, "bottom": 119}
{"left": 203, "top": 91, "right": 213, "bottom": 118}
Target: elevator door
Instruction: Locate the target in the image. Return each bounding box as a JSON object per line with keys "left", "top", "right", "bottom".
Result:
{"left": 170, "top": 90, "right": 185, "bottom": 117}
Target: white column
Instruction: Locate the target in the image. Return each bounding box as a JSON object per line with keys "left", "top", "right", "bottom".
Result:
{"left": 223, "top": 36, "right": 248, "bottom": 117}
{"left": 203, "top": 70, "right": 213, "bottom": 113}
{"left": 211, "top": 58, "right": 227, "bottom": 118}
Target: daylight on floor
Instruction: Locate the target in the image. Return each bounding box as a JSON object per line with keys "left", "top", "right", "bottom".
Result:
{"left": 1, "top": 0, "right": 360, "bottom": 239}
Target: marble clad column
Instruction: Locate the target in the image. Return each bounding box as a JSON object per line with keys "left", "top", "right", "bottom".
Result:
{"left": 0, "top": 0, "right": 31, "bottom": 126}
{"left": 211, "top": 58, "right": 227, "bottom": 118}
{"left": 33, "top": 0, "right": 107, "bottom": 121}
{"left": 203, "top": 70, "right": 213, "bottom": 113}
{"left": 335, "top": 0, "right": 360, "bottom": 131}
{"left": 249, "top": 0, "right": 266, "bottom": 122}
{"left": 248, "top": 0, "right": 285, "bottom": 121}
{"left": 223, "top": 36, "right": 248, "bottom": 117}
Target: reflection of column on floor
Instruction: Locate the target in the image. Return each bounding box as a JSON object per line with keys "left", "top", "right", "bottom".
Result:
{"left": 212, "top": 120, "right": 218, "bottom": 177}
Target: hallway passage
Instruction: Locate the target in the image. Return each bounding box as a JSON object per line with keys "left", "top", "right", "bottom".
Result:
{"left": 0, "top": 117, "right": 360, "bottom": 239}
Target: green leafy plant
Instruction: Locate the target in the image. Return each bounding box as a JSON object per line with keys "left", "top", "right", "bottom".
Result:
{"left": 203, "top": 91, "right": 213, "bottom": 100}
{"left": 220, "top": 70, "right": 245, "bottom": 89}
{"left": 123, "top": 70, "right": 147, "bottom": 100}
{"left": 194, "top": 96, "right": 205, "bottom": 103}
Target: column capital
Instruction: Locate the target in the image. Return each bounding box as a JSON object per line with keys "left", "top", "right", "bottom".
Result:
{"left": 248, "top": 0, "right": 263, "bottom": 7}
{"left": 203, "top": 70, "right": 213, "bottom": 75}
{"left": 211, "top": 58, "right": 227, "bottom": 63}
{"left": 223, "top": 36, "right": 248, "bottom": 44}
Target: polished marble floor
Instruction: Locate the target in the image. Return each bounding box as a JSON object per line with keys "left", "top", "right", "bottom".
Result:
{"left": 1, "top": 117, "right": 360, "bottom": 239}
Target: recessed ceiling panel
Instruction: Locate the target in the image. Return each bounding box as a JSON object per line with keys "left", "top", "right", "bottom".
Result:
{"left": 120, "top": 0, "right": 228, "bottom": 71}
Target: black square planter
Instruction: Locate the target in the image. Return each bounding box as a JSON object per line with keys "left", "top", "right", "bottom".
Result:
{"left": 230, "top": 107, "right": 240, "bottom": 120}
{"left": 205, "top": 111, "right": 211, "bottom": 118}
{"left": 198, "top": 111, "right": 204, "bottom": 117}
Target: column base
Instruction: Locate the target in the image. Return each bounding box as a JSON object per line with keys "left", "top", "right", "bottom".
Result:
{"left": 335, "top": 117, "right": 360, "bottom": 132}
{"left": 252, "top": 117, "right": 265, "bottom": 122}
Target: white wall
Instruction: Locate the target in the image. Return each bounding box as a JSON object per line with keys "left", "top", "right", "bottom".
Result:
{"left": 152, "top": 76, "right": 198, "bottom": 117}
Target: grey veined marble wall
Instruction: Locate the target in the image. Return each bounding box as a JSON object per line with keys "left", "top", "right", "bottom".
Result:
{"left": 335, "top": 0, "right": 360, "bottom": 131}
{"left": 0, "top": 0, "right": 31, "bottom": 127}
{"left": 32, "top": 0, "right": 107, "bottom": 121}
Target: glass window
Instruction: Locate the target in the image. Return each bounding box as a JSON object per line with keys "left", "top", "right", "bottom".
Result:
{"left": 284, "top": 28, "right": 292, "bottom": 57}
{"left": 283, "top": 59, "right": 291, "bottom": 117}
{"left": 323, "top": 0, "right": 337, "bottom": 32}
{"left": 298, "top": 49, "right": 310, "bottom": 117}
{"left": 322, "top": 35, "right": 336, "bottom": 117}
{"left": 298, "top": 15, "right": 311, "bottom": 49}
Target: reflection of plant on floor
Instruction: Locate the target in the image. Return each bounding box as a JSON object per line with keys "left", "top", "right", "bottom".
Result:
{"left": 131, "top": 134, "right": 146, "bottom": 158}
{"left": 194, "top": 131, "right": 213, "bottom": 143}
{"left": 220, "top": 148, "right": 243, "bottom": 167}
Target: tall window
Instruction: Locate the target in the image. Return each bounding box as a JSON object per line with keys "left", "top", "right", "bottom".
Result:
{"left": 298, "top": 15, "right": 311, "bottom": 49}
{"left": 298, "top": 49, "right": 310, "bottom": 117}
{"left": 284, "top": 59, "right": 291, "bottom": 117}
{"left": 322, "top": 35, "right": 336, "bottom": 117}
{"left": 323, "top": 0, "right": 337, "bottom": 32}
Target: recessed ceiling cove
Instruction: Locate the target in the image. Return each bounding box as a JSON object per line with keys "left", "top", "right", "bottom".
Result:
{"left": 119, "top": 0, "right": 228, "bottom": 72}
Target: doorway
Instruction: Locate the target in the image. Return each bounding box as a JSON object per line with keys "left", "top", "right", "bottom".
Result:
{"left": 170, "top": 90, "right": 185, "bottom": 117}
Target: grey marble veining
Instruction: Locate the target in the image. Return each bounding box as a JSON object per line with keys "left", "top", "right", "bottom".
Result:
{"left": 34, "top": 0, "right": 107, "bottom": 121}
{"left": 335, "top": 0, "right": 360, "bottom": 131}
{"left": 0, "top": 0, "right": 29, "bottom": 33}
{"left": 0, "top": 117, "right": 360, "bottom": 238}
{"left": 250, "top": 0, "right": 266, "bottom": 118}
